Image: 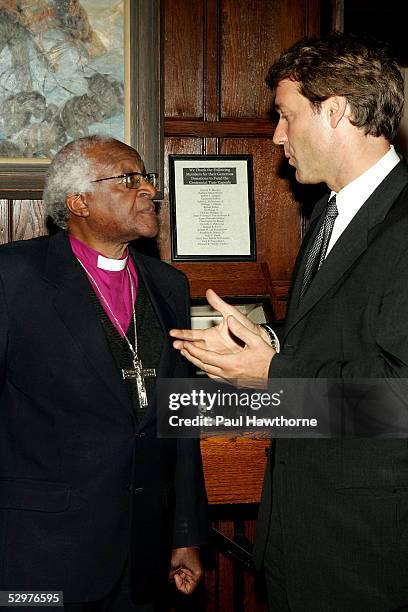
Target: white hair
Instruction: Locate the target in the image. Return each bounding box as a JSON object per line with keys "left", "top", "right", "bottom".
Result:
{"left": 43, "top": 135, "right": 120, "bottom": 229}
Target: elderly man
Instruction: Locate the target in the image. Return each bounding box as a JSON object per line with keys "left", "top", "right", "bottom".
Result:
{"left": 0, "top": 135, "right": 207, "bottom": 611}
{"left": 171, "top": 33, "right": 408, "bottom": 610}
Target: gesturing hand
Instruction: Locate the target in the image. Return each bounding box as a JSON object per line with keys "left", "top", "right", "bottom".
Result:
{"left": 170, "top": 289, "right": 263, "bottom": 356}
{"left": 177, "top": 313, "right": 276, "bottom": 387}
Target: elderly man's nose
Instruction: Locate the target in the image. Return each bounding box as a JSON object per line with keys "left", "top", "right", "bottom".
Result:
{"left": 137, "top": 179, "right": 157, "bottom": 198}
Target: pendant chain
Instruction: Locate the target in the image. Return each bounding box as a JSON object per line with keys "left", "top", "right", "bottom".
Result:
{"left": 76, "top": 258, "right": 138, "bottom": 361}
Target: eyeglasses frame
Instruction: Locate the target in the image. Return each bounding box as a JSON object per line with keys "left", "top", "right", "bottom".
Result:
{"left": 91, "top": 171, "right": 159, "bottom": 189}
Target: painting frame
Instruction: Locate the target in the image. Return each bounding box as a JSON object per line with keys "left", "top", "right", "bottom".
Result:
{"left": 0, "top": 0, "right": 163, "bottom": 199}
{"left": 169, "top": 154, "right": 256, "bottom": 262}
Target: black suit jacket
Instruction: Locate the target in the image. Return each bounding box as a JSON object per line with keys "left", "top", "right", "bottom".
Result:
{"left": 254, "top": 161, "right": 408, "bottom": 610}
{"left": 0, "top": 231, "right": 207, "bottom": 603}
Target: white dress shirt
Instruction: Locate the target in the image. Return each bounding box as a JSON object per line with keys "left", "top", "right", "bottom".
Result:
{"left": 326, "top": 145, "right": 400, "bottom": 256}
{"left": 265, "top": 146, "right": 401, "bottom": 353}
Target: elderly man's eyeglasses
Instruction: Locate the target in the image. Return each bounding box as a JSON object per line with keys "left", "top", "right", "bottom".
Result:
{"left": 91, "top": 172, "right": 159, "bottom": 189}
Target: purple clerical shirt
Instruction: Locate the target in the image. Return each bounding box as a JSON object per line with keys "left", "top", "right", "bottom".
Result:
{"left": 69, "top": 234, "right": 138, "bottom": 337}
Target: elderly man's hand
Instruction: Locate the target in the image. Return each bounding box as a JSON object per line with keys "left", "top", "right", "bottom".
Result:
{"left": 169, "top": 547, "right": 202, "bottom": 595}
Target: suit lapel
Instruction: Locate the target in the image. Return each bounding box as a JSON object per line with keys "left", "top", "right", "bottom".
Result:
{"left": 285, "top": 194, "right": 328, "bottom": 322}
{"left": 284, "top": 161, "right": 408, "bottom": 342}
{"left": 44, "top": 232, "right": 132, "bottom": 414}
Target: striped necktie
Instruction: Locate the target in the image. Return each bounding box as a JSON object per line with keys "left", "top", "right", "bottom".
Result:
{"left": 300, "top": 195, "right": 338, "bottom": 300}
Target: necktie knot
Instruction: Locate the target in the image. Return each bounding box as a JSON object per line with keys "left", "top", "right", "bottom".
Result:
{"left": 326, "top": 195, "right": 338, "bottom": 218}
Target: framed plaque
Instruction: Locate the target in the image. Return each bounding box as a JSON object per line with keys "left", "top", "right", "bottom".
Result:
{"left": 169, "top": 155, "right": 256, "bottom": 261}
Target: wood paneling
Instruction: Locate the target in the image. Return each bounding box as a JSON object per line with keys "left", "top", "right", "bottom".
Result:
{"left": 219, "top": 0, "right": 319, "bottom": 119}
{"left": 162, "top": 0, "right": 320, "bottom": 303}
{"left": 204, "top": 0, "right": 221, "bottom": 122}
{"left": 217, "top": 520, "right": 235, "bottom": 610}
{"left": 220, "top": 0, "right": 281, "bottom": 119}
{"left": 173, "top": 262, "right": 270, "bottom": 298}
{"left": 276, "top": 0, "right": 307, "bottom": 52}
{"left": 164, "top": 0, "right": 204, "bottom": 118}
{"left": 159, "top": 137, "right": 204, "bottom": 260}
{"left": 164, "top": 117, "right": 272, "bottom": 138}
{"left": 201, "top": 438, "right": 268, "bottom": 504}
{"left": 220, "top": 137, "right": 301, "bottom": 279}
{"left": 165, "top": 118, "right": 276, "bottom": 137}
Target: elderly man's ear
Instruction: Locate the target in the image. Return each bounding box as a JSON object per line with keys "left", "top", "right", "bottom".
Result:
{"left": 66, "top": 193, "right": 90, "bottom": 219}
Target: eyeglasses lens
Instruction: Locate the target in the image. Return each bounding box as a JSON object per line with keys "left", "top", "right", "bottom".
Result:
{"left": 126, "top": 173, "right": 159, "bottom": 189}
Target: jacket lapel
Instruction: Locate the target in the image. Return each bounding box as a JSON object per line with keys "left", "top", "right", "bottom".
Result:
{"left": 44, "top": 232, "right": 132, "bottom": 414}
{"left": 284, "top": 193, "right": 328, "bottom": 322}
{"left": 284, "top": 161, "right": 408, "bottom": 342}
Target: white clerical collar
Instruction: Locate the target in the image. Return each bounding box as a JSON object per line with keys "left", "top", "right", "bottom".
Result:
{"left": 97, "top": 254, "right": 128, "bottom": 271}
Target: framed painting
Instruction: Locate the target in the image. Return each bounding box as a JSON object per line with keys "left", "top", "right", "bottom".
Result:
{"left": 0, "top": 0, "right": 163, "bottom": 198}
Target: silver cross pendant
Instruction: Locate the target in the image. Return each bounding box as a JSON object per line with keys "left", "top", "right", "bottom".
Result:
{"left": 122, "top": 357, "right": 156, "bottom": 407}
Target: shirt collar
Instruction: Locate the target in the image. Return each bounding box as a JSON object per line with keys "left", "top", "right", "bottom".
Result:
{"left": 330, "top": 145, "right": 400, "bottom": 217}
{"left": 69, "top": 234, "right": 129, "bottom": 271}
{"left": 97, "top": 254, "right": 128, "bottom": 271}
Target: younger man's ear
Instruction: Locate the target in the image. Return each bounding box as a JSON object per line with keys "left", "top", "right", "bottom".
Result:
{"left": 325, "top": 96, "right": 348, "bottom": 128}
{"left": 66, "top": 193, "right": 90, "bottom": 219}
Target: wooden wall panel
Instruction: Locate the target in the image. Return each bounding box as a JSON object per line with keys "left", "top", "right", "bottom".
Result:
{"left": 164, "top": 0, "right": 205, "bottom": 118}
{"left": 217, "top": 520, "right": 235, "bottom": 611}
{"left": 220, "top": 138, "right": 301, "bottom": 279}
{"left": 201, "top": 438, "right": 268, "bottom": 504}
{"left": 159, "top": 137, "right": 204, "bottom": 260}
{"left": 220, "top": 0, "right": 281, "bottom": 119}
{"left": 273, "top": 0, "right": 321, "bottom": 53}
{"left": 206, "top": 514, "right": 267, "bottom": 611}
{"left": 164, "top": 0, "right": 320, "bottom": 303}
{"left": 244, "top": 519, "right": 264, "bottom": 609}
{"left": 220, "top": 0, "right": 313, "bottom": 119}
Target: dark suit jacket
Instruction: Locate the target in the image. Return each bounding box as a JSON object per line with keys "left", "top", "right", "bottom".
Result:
{"left": 254, "top": 161, "right": 408, "bottom": 610}
{"left": 0, "top": 231, "right": 207, "bottom": 603}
